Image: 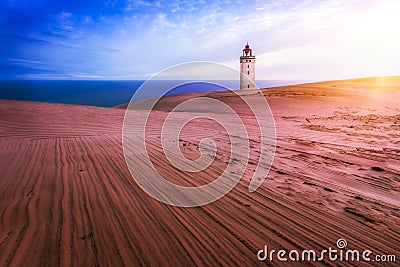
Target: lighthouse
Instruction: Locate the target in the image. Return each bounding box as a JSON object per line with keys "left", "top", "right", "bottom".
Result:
{"left": 240, "top": 43, "right": 256, "bottom": 90}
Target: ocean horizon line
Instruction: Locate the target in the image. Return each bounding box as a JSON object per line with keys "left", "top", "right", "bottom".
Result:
{"left": 0, "top": 79, "right": 313, "bottom": 107}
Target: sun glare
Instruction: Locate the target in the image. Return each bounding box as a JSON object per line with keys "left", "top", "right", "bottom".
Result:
{"left": 354, "top": 2, "right": 400, "bottom": 42}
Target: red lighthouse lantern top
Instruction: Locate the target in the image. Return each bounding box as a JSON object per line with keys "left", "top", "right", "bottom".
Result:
{"left": 242, "top": 42, "right": 252, "bottom": 56}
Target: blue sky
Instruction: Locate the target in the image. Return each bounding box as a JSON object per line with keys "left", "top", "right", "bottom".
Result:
{"left": 1, "top": 0, "right": 399, "bottom": 80}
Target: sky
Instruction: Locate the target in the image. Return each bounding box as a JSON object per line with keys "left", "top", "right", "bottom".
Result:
{"left": 1, "top": 0, "right": 400, "bottom": 80}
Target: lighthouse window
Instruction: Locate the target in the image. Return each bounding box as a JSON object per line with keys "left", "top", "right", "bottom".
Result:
{"left": 248, "top": 65, "right": 249, "bottom": 68}
{"left": 248, "top": 84, "right": 250, "bottom": 88}
{"left": 247, "top": 71, "right": 249, "bottom": 75}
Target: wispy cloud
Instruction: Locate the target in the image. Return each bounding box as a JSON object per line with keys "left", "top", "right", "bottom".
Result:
{"left": 49, "top": 11, "right": 75, "bottom": 36}
{"left": 124, "top": 0, "right": 152, "bottom": 12}
{"left": 8, "top": 58, "right": 45, "bottom": 67}
{"left": 152, "top": 13, "right": 177, "bottom": 29}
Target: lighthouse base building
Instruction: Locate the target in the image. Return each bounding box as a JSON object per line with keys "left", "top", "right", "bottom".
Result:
{"left": 240, "top": 43, "right": 256, "bottom": 90}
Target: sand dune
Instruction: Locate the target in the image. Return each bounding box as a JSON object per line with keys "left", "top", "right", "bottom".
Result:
{"left": 0, "top": 77, "right": 399, "bottom": 266}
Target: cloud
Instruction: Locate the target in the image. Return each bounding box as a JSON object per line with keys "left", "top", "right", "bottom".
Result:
{"left": 57, "top": 11, "right": 74, "bottom": 30}
{"left": 124, "top": 0, "right": 152, "bottom": 12}
{"left": 105, "top": 0, "right": 118, "bottom": 8}
{"left": 8, "top": 58, "right": 45, "bottom": 67}
{"left": 152, "top": 13, "right": 177, "bottom": 29}
{"left": 47, "top": 11, "right": 75, "bottom": 37}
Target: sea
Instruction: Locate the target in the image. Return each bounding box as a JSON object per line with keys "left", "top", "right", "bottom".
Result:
{"left": 0, "top": 80, "right": 310, "bottom": 107}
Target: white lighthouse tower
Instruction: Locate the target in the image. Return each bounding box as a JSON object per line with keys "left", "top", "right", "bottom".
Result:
{"left": 240, "top": 43, "right": 256, "bottom": 90}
